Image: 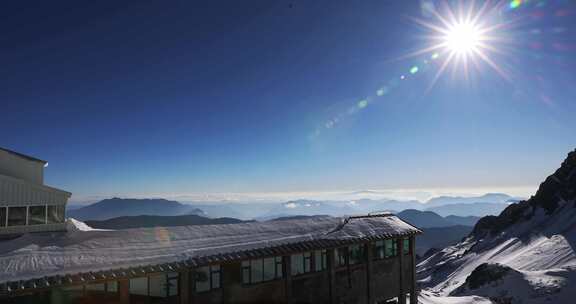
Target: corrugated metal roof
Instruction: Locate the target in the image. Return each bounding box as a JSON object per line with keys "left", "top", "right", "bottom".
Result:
{"left": 0, "top": 214, "right": 421, "bottom": 293}
{"left": 0, "top": 147, "right": 47, "bottom": 164}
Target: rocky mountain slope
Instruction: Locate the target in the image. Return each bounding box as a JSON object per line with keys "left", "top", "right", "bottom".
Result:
{"left": 418, "top": 149, "right": 576, "bottom": 303}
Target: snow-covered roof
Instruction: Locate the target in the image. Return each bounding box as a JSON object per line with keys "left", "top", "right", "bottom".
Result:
{"left": 0, "top": 214, "right": 421, "bottom": 292}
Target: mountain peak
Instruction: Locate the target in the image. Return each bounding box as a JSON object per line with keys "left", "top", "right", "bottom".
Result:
{"left": 67, "top": 197, "right": 203, "bottom": 221}
{"left": 472, "top": 148, "right": 576, "bottom": 237}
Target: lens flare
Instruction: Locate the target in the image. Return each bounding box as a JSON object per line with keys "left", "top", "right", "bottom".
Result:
{"left": 443, "top": 22, "right": 483, "bottom": 54}
{"left": 410, "top": 0, "right": 513, "bottom": 88}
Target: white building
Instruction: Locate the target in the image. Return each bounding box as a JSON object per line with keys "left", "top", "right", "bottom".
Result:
{"left": 0, "top": 147, "right": 70, "bottom": 235}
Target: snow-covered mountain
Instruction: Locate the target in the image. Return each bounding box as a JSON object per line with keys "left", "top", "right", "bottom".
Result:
{"left": 418, "top": 149, "right": 576, "bottom": 303}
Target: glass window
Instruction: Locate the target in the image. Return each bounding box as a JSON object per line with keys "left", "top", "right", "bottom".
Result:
{"left": 385, "top": 239, "right": 397, "bottom": 258}
{"left": 149, "top": 274, "right": 166, "bottom": 298}
{"left": 28, "top": 205, "right": 46, "bottom": 225}
{"left": 242, "top": 261, "right": 250, "bottom": 284}
{"left": 374, "top": 240, "right": 385, "bottom": 260}
{"left": 263, "top": 257, "right": 276, "bottom": 281}
{"left": 0, "top": 207, "right": 6, "bottom": 227}
{"left": 303, "top": 252, "right": 311, "bottom": 272}
{"left": 106, "top": 281, "right": 118, "bottom": 293}
{"left": 403, "top": 238, "right": 410, "bottom": 255}
{"left": 60, "top": 285, "right": 84, "bottom": 299}
{"left": 291, "top": 254, "right": 304, "bottom": 275}
{"left": 195, "top": 265, "right": 220, "bottom": 292}
{"left": 251, "top": 259, "right": 264, "bottom": 283}
{"left": 7, "top": 207, "right": 27, "bottom": 226}
{"left": 85, "top": 283, "right": 105, "bottom": 292}
{"left": 195, "top": 266, "right": 210, "bottom": 292}
{"left": 129, "top": 277, "right": 148, "bottom": 296}
{"left": 48, "top": 205, "right": 65, "bottom": 224}
{"left": 209, "top": 266, "right": 220, "bottom": 290}
{"left": 291, "top": 252, "right": 312, "bottom": 276}
{"left": 243, "top": 258, "right": 283, "bottom": 284}
{"left": 314, "top": 250, "right": 327, "bottom": 271}
{"left": 349, "top": 245, "right": 364, "bottom": 265}
{"left": 336, "top": 248, "right": 347, "bottom": 267}
{"left": 275, "top": 257, "right": 283, "bottom": 279}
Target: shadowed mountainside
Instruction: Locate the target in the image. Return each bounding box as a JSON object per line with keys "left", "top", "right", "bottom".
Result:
{"left": 472, "top": 149, "right": 576, "bottom": 238}
{"left": 85, "top": 214, "right": 245, "bottom": 229}
{"left": 418, "top": 149, "right": 576, "bottom": 303}
{"left": 68, "top": 198, "right": 204, "bottom": 221}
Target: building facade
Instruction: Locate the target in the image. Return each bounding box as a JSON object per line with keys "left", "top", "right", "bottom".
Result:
{"left": 1, "top": 215, "right": 420, "bottom": 304}
{"left": 0, "top": 147, "right": 421, "bottom": 304}
{"left": 0, "top": 147, "right": 71, "bottom": 235}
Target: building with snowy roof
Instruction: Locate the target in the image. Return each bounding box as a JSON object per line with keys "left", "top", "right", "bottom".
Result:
{"left": 0, "top": 147, "right": 421, "bottom": 304}
{"left": 0, "top": 147, "right": 71, "bottom": 235}
{"left": 0, "top": 214, "right": 421, "bottom": 304}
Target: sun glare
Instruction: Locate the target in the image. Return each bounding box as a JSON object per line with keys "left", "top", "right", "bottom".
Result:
{"left": 443, "top": 22, "right": 483, "bottom": 54}
{"left": 410, "top": 1, "right": 511, "bottom": 88}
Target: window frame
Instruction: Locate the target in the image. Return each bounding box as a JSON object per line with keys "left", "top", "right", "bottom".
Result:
{"left": 242, "top": 257, "right": 283, "bottom": 285}
{"left": 314, "top": 249, "right": 327, "bottom": 271}
{"left": 7, "top": 206, "right": 27, "bottom": 227}
{"left": 384, "top": 239, "right": 398, "bottom": 258}
{"left": 403, "top": 238, "right": 411, "bottom": 255}
{"left": 348, "top": 244, "right": 365, "bottom": 265}
{"left": 47, "top": 205, "right": 65, "bottom": 224}
{"left": 28, "top": 205, "right": 47, "bottom": 225}
{"left": 290, "top": 252, "right": 313, "bottom": 276}
{"left": 194, "top": 265, "right": 221, "bottom": 293}
{"left": 0, "top": 207, "right": 6, "bottom": 227}
{"left": 374, "top": 240, "right": 385, "bottom": 260}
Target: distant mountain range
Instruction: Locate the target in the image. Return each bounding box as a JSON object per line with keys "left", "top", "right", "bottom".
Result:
{"left": 394, "top": 209, "right": 479, "bottom": 256}
{"left": 85, "top": 214, "right": 245, "bottom": 229}
{"left": 425, "top": 202, "right": 509, "bottom": 217}
{"left": 425, "top": 193, "right": 516, "bottom": 207}
{"left": 256, "top": 199, "right": 424, "bottom": 220}
{"left": 67, "top": 192, "right": 516, "bottom": 222}
{"left": 69, "top": 197, "right": 488, "bottom": 258}
{"left": 396, "top": 209, "right": 481, "bottom": 228}
{"left": 67, "top": 198, "right": 203, "bottom": 221}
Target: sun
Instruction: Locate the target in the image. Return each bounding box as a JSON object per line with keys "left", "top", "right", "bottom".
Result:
{"left": 410, "top": 1, "right": 511, "bottom": 86}
{"left": 443, "top": 22, "right": 483, "bottom": 55}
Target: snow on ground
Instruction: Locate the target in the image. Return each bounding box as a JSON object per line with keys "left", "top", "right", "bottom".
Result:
{"left": 66, "top": 218, "right": 106, "bottom": 232}
{"left": 419, "top": 291, "right": 492, "bottom": 304}
{"left": 418, "top": 201, "right": 576, "bottom": 303}
{"left": 453, "top": 266, "right": 576, "bottom": 304}
{"left": 0, "top": 215, "right": 419, "bottom": 284}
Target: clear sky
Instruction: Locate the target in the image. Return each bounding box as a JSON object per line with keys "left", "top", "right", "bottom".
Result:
{"left": 1, "top": 1, "right": 575, "bottom": 203}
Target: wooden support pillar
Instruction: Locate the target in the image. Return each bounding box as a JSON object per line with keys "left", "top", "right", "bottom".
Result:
{"left": 284, "top": 255, "right": 293, "bottom": 304}
{"left": 328, "top": 249, "right": 336, "bottom": 304}
{"left": 397, "top": 239, "right": 406, "bottom": 304}
{"left": 365, "top": 242, "right": 372, "bottom": 304}
{"left": 410, "top": 236, "right": 418, "bottom": 304}
{"left": 118, "top": 279, "right": 130, "bottom": 304}
{"left": 179, "top": 269, "right": 190, "bottom": 304}
{"left": 189, "top": 267, "right": 196, "bottom": 304}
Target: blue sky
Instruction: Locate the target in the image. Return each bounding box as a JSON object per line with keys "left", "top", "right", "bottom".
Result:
{"left": 1, "top": 1, "right": 575, "bottom": 202}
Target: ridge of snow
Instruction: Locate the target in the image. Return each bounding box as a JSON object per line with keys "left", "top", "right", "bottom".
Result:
{"left": 418, "top": 201, "right": 576, "bottom": 303}
{"left": 65, "top": 218, "right": 108, "bottom": 232}
{"left": 419, "top": 290, "right": 492, "bottom": 304}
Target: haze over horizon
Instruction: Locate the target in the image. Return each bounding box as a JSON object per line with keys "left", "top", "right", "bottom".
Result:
{"left": 2, "top": 1, "right": 574, "bottom": 203}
